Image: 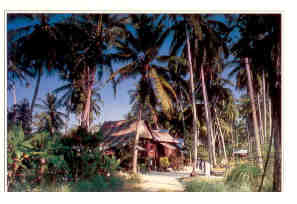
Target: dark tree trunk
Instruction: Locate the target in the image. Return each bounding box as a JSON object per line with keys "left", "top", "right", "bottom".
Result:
{"left": 245, "top": 57, "right": 263, "bottom": 169}
{"left": 271, "top": 88, "right": 282, "bottom": 192}
{"left": 258, "top": 93, "right": 264, "bottom": 144}
{"left": 258, "top": 121, "right": 273, "bottom": 192}
{"left": 263, "top": 71, "right": 267, "bottom": 144}
{"left": 82, "top": 67, "right": 95, "bottom": 130}
{"left": 31, "top": 66, "right": 42, "bottom": 114}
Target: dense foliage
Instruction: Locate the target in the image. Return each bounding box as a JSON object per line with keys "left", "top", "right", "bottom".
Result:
{"left": 7, "top": 13, "right": 281, "bottom": 191}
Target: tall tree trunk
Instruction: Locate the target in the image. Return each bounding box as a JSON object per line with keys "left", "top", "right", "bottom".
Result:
{"left": 13, "top": 84, "right": 16, "bottom": 105}
{"left": 269, "top": 98, "right": 272, "bottom": 139}
{"left": 235, "top": 128, "right": 238, "bottom": 148}
{"left": 215, "top": 109, "right": 228, "bottom": 163}
{"left": 262, "top": 71, "right": 267, "bottom": 144}
{"left": 132, "top": 109, "right": 142, "bottom": 174}
{"left": 231, "top": 125, "right": 234, "bottom": 150}
{"left": 186, "top": 32, "right": 199, "bottom": 172}
{"left": 258, "top": 93, "right": 264, "bottom": 144}
{"left": 247, "top": 125, "right": 251, "bottom": 153}
{"left": 258, "top": 122, "right": 273, "bottom": 192}
{"left": 272, "top": 114, "right": 282, "bottom": 191}
{"left": 31, "top": 66, "right": 42, "bottom": 114}
{"left": 82, "top": 67, "right": 95, "bottom": 130}
{"left": 201, "top": 65, "right": 216, "bottom": 167}
{"left": 12, "top": 84, "right": 17, "bottom": 123}
{"left": 178, "top": 91, "right": 187, "bottom": 138}
{"left": 244, "top": 57, "right": 263, "bottom": 169}
{"left": 271, "top": 85, "right": 282, "bottom": 191}
{"left": 78, "top": 112, "right": 82, "bottom": 126}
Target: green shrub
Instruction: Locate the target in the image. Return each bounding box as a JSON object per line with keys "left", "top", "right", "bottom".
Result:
{"left": 225, "top": 163, "right": 261, "bottom": 191}
{"left": 185, "top": 180, "right": 226, "bottom": 192}
{"left": 71, "top": 175, "right": 124, "bottom": 192}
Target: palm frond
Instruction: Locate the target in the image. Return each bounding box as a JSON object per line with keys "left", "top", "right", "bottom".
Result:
{"left": 150, "top": 68, "right": 174, "bottom": 119}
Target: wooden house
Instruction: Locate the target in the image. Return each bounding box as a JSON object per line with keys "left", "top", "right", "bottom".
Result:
{"left": 99, "top": 120, "right": 183, "bottom": 170}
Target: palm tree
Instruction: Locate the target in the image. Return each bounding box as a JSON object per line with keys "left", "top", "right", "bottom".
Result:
{"left": 108, "top": 14, "right": 175, "bottom": 173}
{"left": 34, "top": 93, "right": 66, "bottom": 136}
{"left": 231, "top": 14, "right": 281, "bottom": 191}
{"left": 53, "top": 73, "right": 103, "bottom": 129}
{"left": 8, "top": 98, "right": 32, "bottom": 135}
{"left": 209, "top": 78, "right": 236, "bottom": 163}
{"left": 10, "top": 14, "right": 62, "bottom": 114}
{"left": 7, "top": 57, "right": 33, "bottom": 104}
{"left": 169, "top": 14, "right": 231, "bottom": 167}
{"left": 53, "top": 14, "right": 127, "bottom": 130}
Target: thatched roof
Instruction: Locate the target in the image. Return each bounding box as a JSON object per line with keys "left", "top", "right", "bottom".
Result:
{"left": 99, "top": 120, "right": 179, "bottom": 150}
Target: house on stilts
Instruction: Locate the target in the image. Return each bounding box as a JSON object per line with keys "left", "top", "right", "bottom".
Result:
{"left": 99, "top": 119, "right": 184, "bottom": 171}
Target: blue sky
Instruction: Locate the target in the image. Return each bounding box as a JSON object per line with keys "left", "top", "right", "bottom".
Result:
{"left": 7, "top": 14, "right": 242, "bottom": 128}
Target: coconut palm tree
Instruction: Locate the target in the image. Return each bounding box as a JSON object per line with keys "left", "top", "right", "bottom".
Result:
{"left": 109, "top": 15, "right": 175, "bottom": 118}
{"left": 231, "top": 14, "right": 281, "bottom": 191}
{"left": 53, "top": 14, "right": 127, "bottom": 130}
{"left": 8, "top": 98, "right": 32, "bottom": 135}
{"left": 34, "top": 93, "right": 66, "bottom": 136}
{"left": 168, "top": 14, "right": 231, "bottom": 168}
{"left": 53, "top": 72, "right": 103, "bottom": 129}
{"left": 107, "top": 14, "right": 176, "bottom": 173}
{"left": 9, "top": 14, "right": 63, "bottom": 115}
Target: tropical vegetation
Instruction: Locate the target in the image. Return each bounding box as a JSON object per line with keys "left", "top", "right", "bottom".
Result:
{"left": 7, "top": 13, "right": 282, "bottom": 192}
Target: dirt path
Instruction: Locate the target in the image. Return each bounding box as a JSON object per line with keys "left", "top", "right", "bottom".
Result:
{"left": 121, "top": 167, "right": 224, "bottom": 192}
{"left": 136, "top": 171, "right": 191, "bottom": 192}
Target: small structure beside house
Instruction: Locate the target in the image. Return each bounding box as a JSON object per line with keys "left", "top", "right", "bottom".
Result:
{"left": 99, "top": 119, "right": 184, "bottom": 171}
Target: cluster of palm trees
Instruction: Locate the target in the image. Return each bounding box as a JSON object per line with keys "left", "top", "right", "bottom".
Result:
{"left": 7, "top": 13, "right": 281, "bottom": 191}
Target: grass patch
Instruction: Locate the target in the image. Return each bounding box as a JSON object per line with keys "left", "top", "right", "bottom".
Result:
{"left": 185, "top": 179, "right": 226, "bottom": 192}
{"left": 71, "top": 175, "right": 124, "bottom": 192}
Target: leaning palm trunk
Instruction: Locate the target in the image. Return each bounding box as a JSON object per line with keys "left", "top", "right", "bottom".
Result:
{"left": 271, "top": 53, "right": 281, "bottom": 192}
{"left": 12, "top": 84, "right": 17, "bottom": 123}
{"left": 201, "top": 65, "right": 216, "bottom": 167}
{"left": 262, "top": 71, "right": 267, "bottom": 144}
{"left": 215, "top": 109, "right": 228, "bottom": 163}
{"left": 186, "top": 32, "right": 199, "bottom": 172}
{"left": 82, "top": 67, "right": 96, "bottom": 130}
{"left": 258, "top": 121, "right": 273, "bottom": 192}
{"left": 247, "top": 126, "right": 251, "bottom": 153}
{"left": 269, "top": 98, "right": 272, "bottom": 139}
{"left": 13, "top": 84, "right": 17, "bottom": 106}
{"left": 244, "top": 57, "right": 263, "bottom": 169}
{"left": 257, "top": 93, "right": 264, "bottom": 144}
{"left": 31, "top": 66, "right": 42, "bottom": 114}
{"left": 273, "top": 119, "right": 281, "bottom": 191}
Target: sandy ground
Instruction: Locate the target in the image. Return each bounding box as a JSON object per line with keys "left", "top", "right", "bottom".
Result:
{"left": 138, "top": 171, "right": 190, "bottom": 192}
{"left": 135, "top": 166, "right": 224, "bottom": 192}
{"left": 120, "top": 166, "right": 224, "bottom": 192}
